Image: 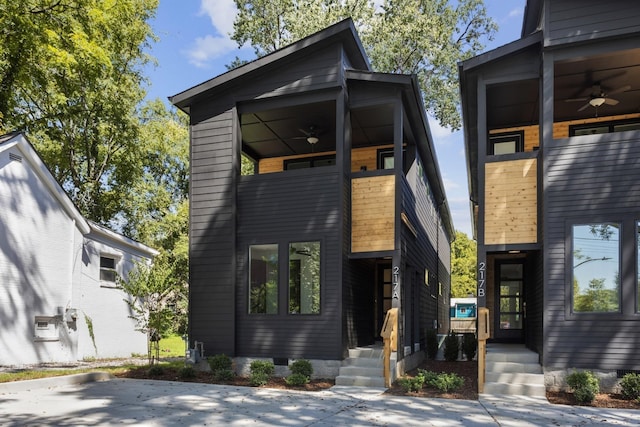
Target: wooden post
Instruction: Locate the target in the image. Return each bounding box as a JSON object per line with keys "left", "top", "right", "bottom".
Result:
{"left": 477, "top": 308, "right": 490, "bottom": 393}
{"left": 380, "top": 308, "right": 398, "bottom": 388}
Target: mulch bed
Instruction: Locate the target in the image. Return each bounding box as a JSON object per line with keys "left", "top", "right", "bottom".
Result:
{"left": 546, "top": 391, "right": 640, "bottom": 409}
{"left": 385, "top": 359, "right": 478, "bottom": 400}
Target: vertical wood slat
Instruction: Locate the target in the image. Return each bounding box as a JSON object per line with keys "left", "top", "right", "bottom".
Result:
{"left": 351, "top": 175, "right": 395, "bottom": 253}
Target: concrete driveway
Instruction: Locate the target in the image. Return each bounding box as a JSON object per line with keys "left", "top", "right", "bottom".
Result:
{"left": 0, "top": 374, "right": 638, "bottom": 426}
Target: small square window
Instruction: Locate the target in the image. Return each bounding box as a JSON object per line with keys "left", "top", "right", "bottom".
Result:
{"left": 100, "top": 255, "right": 118, "bottom": 283}
{"left": 489, "top": 131, "right": 524, "bottom": 155}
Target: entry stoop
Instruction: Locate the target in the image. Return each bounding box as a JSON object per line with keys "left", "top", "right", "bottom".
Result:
{"left": 482, "top": 344, "right": 546, "bottom": 398}
{"left": 335, "top": 347, "right": 390, "bottom": 387}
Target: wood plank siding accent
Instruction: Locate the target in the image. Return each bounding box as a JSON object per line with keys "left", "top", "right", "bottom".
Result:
{"left": 235, "top": 168, "right": 342, "bottom": 359}
{"left": 544, "top": 130, "right": 640, "bottom": 370}
{"left": 189, "top": 109, "right": 236, "bottom": 355}
{"left": 484, "top": 158, "right": 537, "bottom": 245}
{"left": 490, "top": 113, "right": 640, "bottom": 148}
{"left": 547, "top": 0, "right": 640, "bottom": 46}
{"left": 258, "top": 144, "right": 393, "bottom": 174}
{"left": 351, "top": 174, "right": 395, "bottom": 253}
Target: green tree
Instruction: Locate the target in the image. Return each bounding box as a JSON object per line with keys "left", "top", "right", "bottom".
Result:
{"left": 231, "top": 0, "right": 496, "bottom": 129}
{"left": 118, "top": 254, "right": 181, "bottom": 365}
{"left": 451, "top": 230, "right": 476, "bottom": 297}
{"left": 0, "top": 0, "right": 158, "bottom": 223}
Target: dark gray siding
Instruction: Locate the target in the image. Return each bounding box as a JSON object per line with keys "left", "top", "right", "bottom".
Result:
{"left": 400, "top": 173, "right": 448, "bottom": 345}
{"left": 188, "top": 109, "right": 236, "bottom": 355}
{"left": 544, "top": 131, "right": 640, "bottom": 370}
{"left": 235, "top": 167, "right": 342, "bottom": 360}
{"left": 525, "top": 251, "right": 543, "bottom": 357}
{"left": 343, "top": 258, "right": 376, "bottom": 349}
{"left": 547, "top": 0, "right": 640, "bottom": 46}
{"left": 229, "top": 44, "right": 343, "bottom": 103}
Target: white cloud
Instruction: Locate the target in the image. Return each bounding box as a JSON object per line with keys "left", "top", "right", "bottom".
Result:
{"left": 199, "top": 0, "right": 237, "bottom": 37}
{"left": 185, "top": 0, "right": 240, "bottom": 68}
{"left": 186, "top": 35, "right": 238, "bottom": 68}
{"left": 508, "top": 8, "right": 523, "bottom": 19}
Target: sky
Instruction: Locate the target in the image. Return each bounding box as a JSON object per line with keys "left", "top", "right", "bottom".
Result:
{"left": 144, "top": 0, "right": 528, "bottom": 237}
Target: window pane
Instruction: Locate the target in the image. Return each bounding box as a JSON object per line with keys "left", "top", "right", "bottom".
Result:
{"left": 100, "top": 256, "right": 117, "bottom": 282}
{"left": 493, "top": 141, "right": 516, "bottom": 155}
{"left": 289, "top": 242, "right": 320, "bottom": 314}
{"left": 572, "top": 223, "right": 620, "bottom": 313}
{"left": 249, "top": 244, "right": 278, "bottom": 314}
{"left": 100, "top": 256, "right": 115, "bottom": 269}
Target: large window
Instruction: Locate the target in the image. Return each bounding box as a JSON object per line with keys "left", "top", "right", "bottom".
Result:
{"left": 249, "top": 244, "right": 279, "bottom": 314}
{"left": 288, "top": 242, "right": 320, "bottom": 314}
{"left": 572, "top": 223, "right": 620, "bottom": 313}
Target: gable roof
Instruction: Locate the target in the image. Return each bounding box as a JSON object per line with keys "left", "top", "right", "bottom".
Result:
{"left": 0, "top": 132, "right": 157, "bottom": 257}
{"left": 170, "top": 18, "right": 370, "bottom": 113}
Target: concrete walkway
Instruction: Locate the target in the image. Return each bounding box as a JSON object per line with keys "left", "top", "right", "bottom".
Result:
{"left": 0, "top": 374, "right": 637, "bottom": 426}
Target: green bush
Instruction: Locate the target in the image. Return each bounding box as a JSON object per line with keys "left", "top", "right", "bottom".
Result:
{"left": 443, "top": 332, "right": 459, "bottom": 362}
{"left": 418, "top": 370, "right": 465, "bottom": 392}
{"left": 148, "top": 365, "right": 164, "bottom": 376}
{"left": 397, "top": 375, "right": 425, "bottom": 392}
{"left": 620, "top": 373, "right": 640, "bottom": 401}
{"left": 566, "top": 370, "right": 600, "bottom": 403}
{"left": 208, "top": 354, "right": 232, "bottom": 372}
{"left": 212, "top": 368, "right": 235, "bottom": 381}
{"left": 179, "top": 365, "right": 196, "bottom": 379}
{"left": 285, "top": 373, "right": 310, "bottom": 386}
{"left": 250, "top": 360, "right": 275, "bottom": 376}
{"left": 462, "top": 333, "right": 477, "bottom": 361}
{"left": 289, "top": 359, "right": 313, "bottom": 378}
{"left": 249, "top": 371, "right": 270, "bottom": 387}
{"left": 426, "top": 329, "right": 439, "bottom": 360}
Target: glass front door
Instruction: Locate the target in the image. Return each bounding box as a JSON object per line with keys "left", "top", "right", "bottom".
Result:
{"left": 495, "top": 261, "right": 524, "bottom": 342}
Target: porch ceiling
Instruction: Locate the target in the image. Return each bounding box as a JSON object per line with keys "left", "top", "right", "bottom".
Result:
{"left": 240, "top": 101, "right": 398, "bottom": 159}
{"left": 487, "top": 47, "right": 640, "bottom": 130}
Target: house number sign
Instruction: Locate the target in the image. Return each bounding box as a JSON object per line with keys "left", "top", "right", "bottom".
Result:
{"left": 392, "top": 266, "right": 400, "bottom": 299}
{"left": 478, "top": 261, "right": 486, "bottom": 297}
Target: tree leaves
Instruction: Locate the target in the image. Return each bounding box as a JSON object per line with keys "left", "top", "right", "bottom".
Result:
{"left": 230, "top": 0, "right": 496, "bottom": 129}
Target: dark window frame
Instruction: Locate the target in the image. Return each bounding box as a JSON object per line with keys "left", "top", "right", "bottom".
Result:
{"left": 287, "top": 241, "right": 321, "bottom": 315}
{"left": 569, "top": 118, "right": 640, "bottom": 137}
{"left": 377, "top": 147, "right": 406, "bottom": 170}
{"left": 284, "top": 154, "right": 336, "bottom": 170}
{"left": 488, "top": 131, "right": 524, "bottom": 155}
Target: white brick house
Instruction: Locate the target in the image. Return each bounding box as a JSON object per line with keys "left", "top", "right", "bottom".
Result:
{"left": 0, "top": 132, "right": 158, "bottom": 365}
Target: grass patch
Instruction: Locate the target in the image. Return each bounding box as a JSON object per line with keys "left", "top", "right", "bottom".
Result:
{"left": 159, "top": 334, "right": 186, "bottom": 357}
{"left": 0, "top": 366, "right": 133, "bottom": 383}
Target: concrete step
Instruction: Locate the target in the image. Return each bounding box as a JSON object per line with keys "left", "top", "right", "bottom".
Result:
{"left": 348, "top": 347, "right": 384, "bottom": 359}
{"left": 335, "top": 375, "right": 386, "bottom": 387}
{"left": 482, "top": 382, "right": 547, "bottom": 397}
{"left": 338, "top": 366, "right": 383, "bottom": 377}
{"left": 343, "top": 357, "right": 383, "bottom": 368}
{"left": 486, "top": 351, "right": 539, "bottom": 364}
{"left": 486, "top": 361, "right": 543, "bottom": 374}
{"left": 486, "top": 372, "right": 545, "bottom": 385}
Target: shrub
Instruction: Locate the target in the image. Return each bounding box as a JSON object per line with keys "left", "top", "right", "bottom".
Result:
{"left": 397, "top": 375, "right": 425, "bottom": 393}
{"left": 443, "top": 332, "right": 459, "bottom": 362}
{"left": 566, "top": 370, "right": 599, "bottom": 403}
{"left": 179, "top": 365, "right": 196, "bottom": 379}
{"left": 250, "top": 360, "right": 275, "bottom": 376}
{"left": 429, "top": 372, "right": 465, "bottom": 392}
{"left": 620, "top": 373, "right": 640, "bottom": 401}
{"left": 426, "top": 329, "right": 439, "bottom": 360}
{"left": 285, "top": 373, "right": 310, "bottom": 386}
{"left": 462, "top": 333, "right": 477, "bottom": 361}
{"left": 289, "top": 359, "right": 313, "bottom": 378}
{"left": 249, "top": 360, "right": 275, "bottom": 386}
{"left": 249, "top": 372, "right": 270, "bottom": 387}
{"left": 148, "top": 365, "right": 164, "bottom": 376}
{"left": 212, "top": 369, "right": 235, "bottom": 381}
{"left": 208, "top": 354, "right": 232, "bottom": 372}
{"left": 418, "top": 370, "right": 465, "bottom": 392}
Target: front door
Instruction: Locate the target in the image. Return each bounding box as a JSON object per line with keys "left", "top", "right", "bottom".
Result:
{"left": 494, "top": 260, "right": 525, "bottom": 342}
{"left": 376, "top": 263, "right": 393, "bottom": 338}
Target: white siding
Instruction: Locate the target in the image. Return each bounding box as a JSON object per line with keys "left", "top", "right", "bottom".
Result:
{"left": 0, "top": 147, "right": 76, "bottom": 364}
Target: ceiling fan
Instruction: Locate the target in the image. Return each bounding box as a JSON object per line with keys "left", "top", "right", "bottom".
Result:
{"left": 293, "top": 125, "right": 323, "bottom": 151}
{"left": 565, "top": 82, "right": 631, "bottom": 113}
